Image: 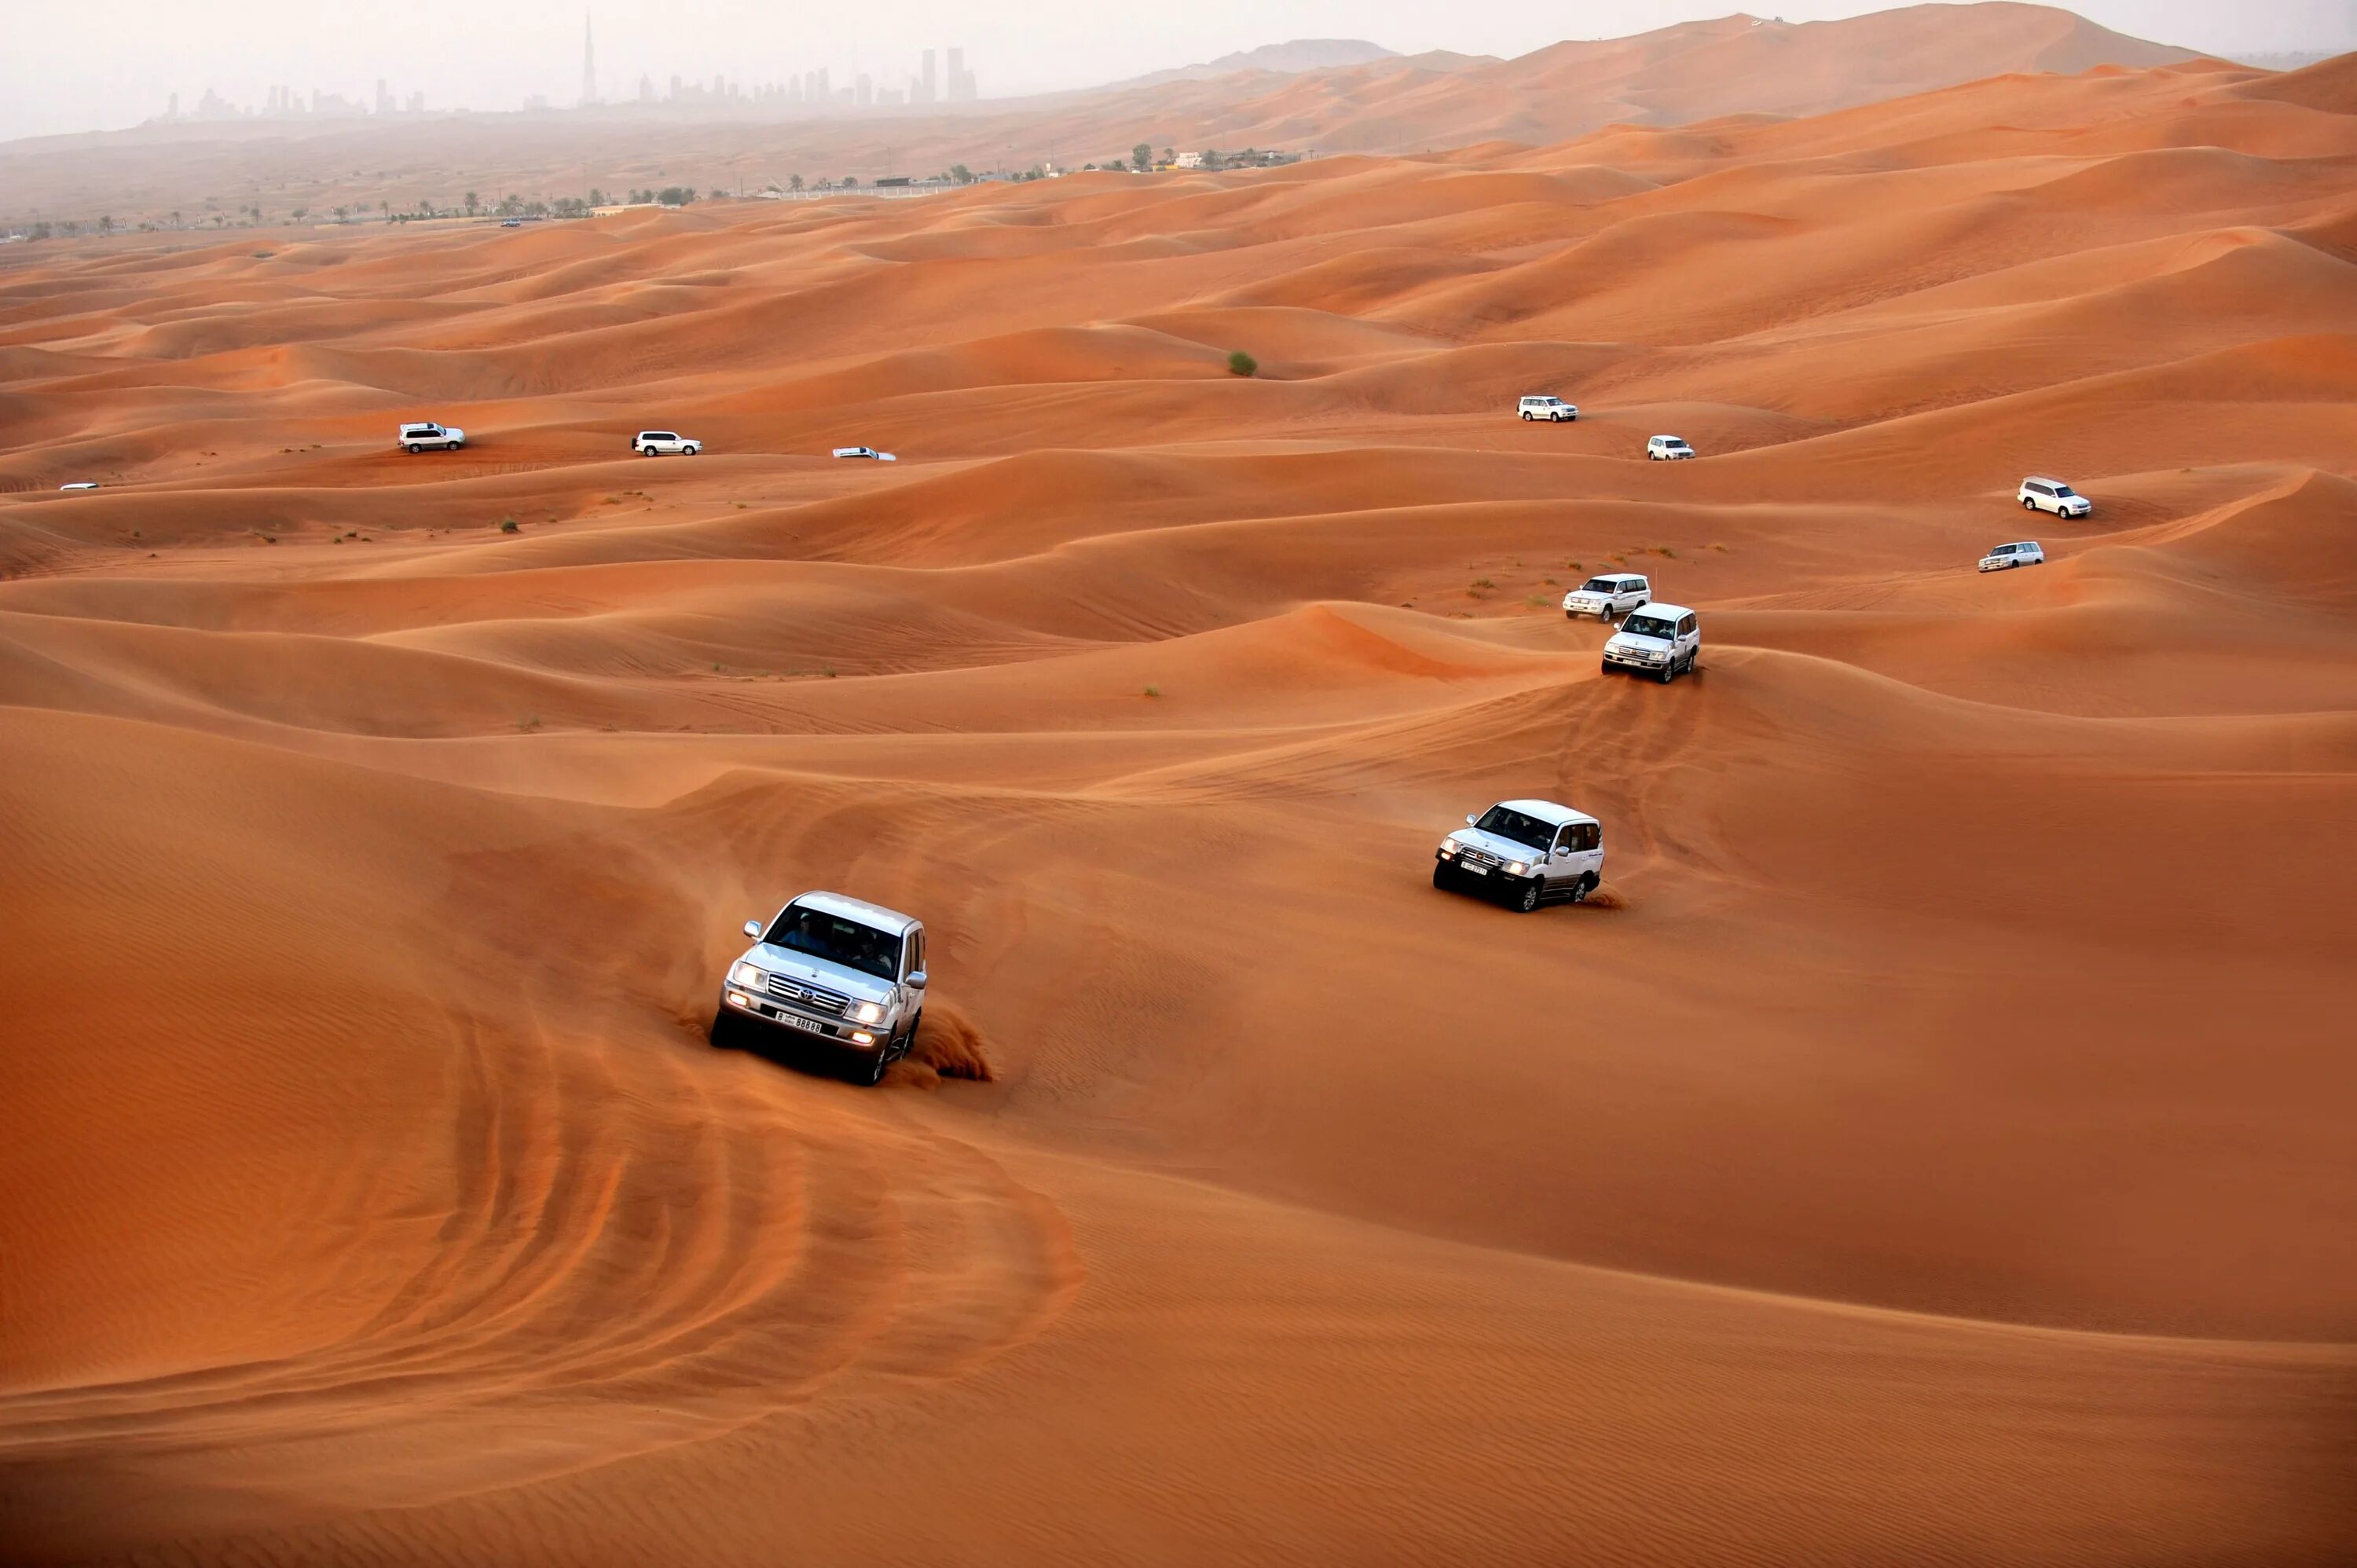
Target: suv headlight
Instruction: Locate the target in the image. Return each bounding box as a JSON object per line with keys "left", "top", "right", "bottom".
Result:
{"left": 1505, "top": 860, "right": 1530, "bottom": 877}
{"left": 851, "top": 1000, "right": 886, "bottom": 1025}
{"left": 728, "top": 961, "right": 765, "bottom": 989}
{"left": 1438, "top": 840, "right": 1459, "bottom": 856}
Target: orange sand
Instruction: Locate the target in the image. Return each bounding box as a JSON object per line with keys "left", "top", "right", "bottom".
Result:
{"left": 2, "top": 36, "right": 2354, "bottom": 1568}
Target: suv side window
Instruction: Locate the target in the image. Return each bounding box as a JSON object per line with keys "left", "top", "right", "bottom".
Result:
{"left": 1679, "top": 615, "right": 1697, "bottom": 636}
{"left": 907, "top": 929, "right": 924, "bottom": 977}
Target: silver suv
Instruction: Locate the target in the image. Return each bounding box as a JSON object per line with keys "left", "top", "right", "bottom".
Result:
{"left": 398, "top": 420, "right": 466, "bottom": 453}
{"left": 713, "top": 892, "right": 929, "bottom": 1084}
{"left": 1434, "top": 799, "right": 1604, "bottom": 913}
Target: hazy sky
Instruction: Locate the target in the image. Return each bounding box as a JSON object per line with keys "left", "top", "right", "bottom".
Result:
{"left": 2, "top": 0, "right": 2349, "bottom": 142}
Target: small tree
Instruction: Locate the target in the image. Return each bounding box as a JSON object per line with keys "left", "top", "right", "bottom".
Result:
{"left": 98, "top": 214, "right": 114, "bottom": 236}
{"left": 464, "top": 191, "right": 480, "bottom": 215}
{"left": 708, "top": 186, "right": 725, "bottom": 200}
{"left": 949, "top": 163, "right": 973, "bottom": 184}
{"left": 1226, "top": 350, "right": 1257, "bottom": 378}
{"left": 332, "top": 205, "right": 348, "bottom": 223}
{"left": 840, "top": 175, "right": 858, "bottom": 188}
{"left": 788, "top": 174, "right": 805, "bottom": 192}
{"left": 291, "top": 206, "right": 308, "bottom": 222}
{"left": 1131, "top": 143, "right": 1152, "bottom": 172}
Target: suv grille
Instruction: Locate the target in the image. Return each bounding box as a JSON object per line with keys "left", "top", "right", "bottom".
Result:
{"left": 765, "top": 974, "right": 850, "bottom": 1016}
{"left": 1458, "top": 848, "right": 1501, "bottom": 869}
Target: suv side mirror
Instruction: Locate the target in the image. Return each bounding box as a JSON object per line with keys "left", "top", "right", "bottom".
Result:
{"left": 1464, "top": 814, "right": 1478, "bottom": 826}
{"left": 742, "top": 919, "right": 763, "bottom": 940}
{"left": 907, "top": 970, "right": 928, "bottom": 989}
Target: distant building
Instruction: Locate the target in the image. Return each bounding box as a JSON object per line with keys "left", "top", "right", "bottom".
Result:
{"left": 920, "top": 49, "right": 937, "bottom": 104}
{"left": 1175, "top": 151, "right": 1204, "bottom": 169}
{"left": 580, "top": 11, "right": 597, "bottom": 106}
{"left": 946, "top": 48, "right": 976, "bottom": 102}
{"left": 855, "top": 72, "right": 872, "bottom": 108}
{"left": 639, "top": 73, "right": 654, "bottom": 103}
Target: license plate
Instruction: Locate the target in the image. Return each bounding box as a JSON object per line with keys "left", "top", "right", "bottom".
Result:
{"left": 1464, "top": 863, "right": 1489, "bottom": 876}
{"left": 775, "top": 1011, "right": 825, "bottom": 1033}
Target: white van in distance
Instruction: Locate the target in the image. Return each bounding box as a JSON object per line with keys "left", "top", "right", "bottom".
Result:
{"left": 1517, "top": 395, "right": 1578, "bottom": 422}
{"left": 1978, "top": 540, "right": 2045, "bottom": 572}
{"left": 398, "top": 421, "right": 466, "bottom": 453}
{"left": 1563, "top": 573, "right": 1650, "bottom": 621}
{"left": 1647, "top": 434, "right": 1695, "bottom": 460}
{"left": 2018, "top": 477, "right": 2090, "bottom": 517}
{"left": 1604, "top": 603, "right": 1700, "bottom": 682}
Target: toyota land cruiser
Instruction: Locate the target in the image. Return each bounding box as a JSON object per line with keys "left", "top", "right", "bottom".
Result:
{"left": 2018, "top": 477, "right": 2090, "bottom": 518}
{"left": 398, "top": 421, "right": 466, "bottom": 453}
{"left": 1434, "top": 799, "right": 1604, "bottom": 913}
{"left": 1517, "top": 395, "right": 1578, "bottom": 422}
{"left": 1604, "top": 604, "right": 1699, "bottom": 682}
{"left": 1563, "top": 572, "right": 1650, "bottom": 621}
{"left": 713, "top": 892, "right": 929, "bottom": 1084}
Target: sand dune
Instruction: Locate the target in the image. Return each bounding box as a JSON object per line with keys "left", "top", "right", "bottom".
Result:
{"left": 4, "top": 25, "right": 2355, "bottom": 1568}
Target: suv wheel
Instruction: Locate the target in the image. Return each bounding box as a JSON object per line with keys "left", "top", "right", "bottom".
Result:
{"left": 1513, "top": 877, "right": 1541, "bottom": 913}
{"left": 1433, "top": 861, "right": 1455, "bottom": 890}
{"left": 859, "top": 1044, "right": 892, "bottom": 1086}
{"left": 1597, "top": 605, "right": 1613, "bottom": 622}
{"left": 1570, "top": 875, "right": 1592, "bottom": 904}
{"left": 2022, "top": 495, "right": 2038, "bottom": 510}
{"left": 406, "top": 443, "right": 422, "bottom": 454}
{"left": 1658, "top": 660, "right": 1675, "bottom": 684}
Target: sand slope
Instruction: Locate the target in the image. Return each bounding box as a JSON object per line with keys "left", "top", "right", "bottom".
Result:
{"left": 3, "top": 37, "right": 2355, "bottom": 1568}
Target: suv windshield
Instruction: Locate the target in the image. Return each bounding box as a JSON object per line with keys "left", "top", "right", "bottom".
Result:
{"left": 1472, "top": 806, "right": 1554, "bottom": 852}
{"left": 765, "top": 906, "right": 902, "bottom": 981}
{"left": 2051, "top": 485, "right": 2077, "bottom": 498}
{"left": 1622, "top": 614, "right": 1676, "bottom": 639}
{"left": 1579, "top": 577, "right": 1619, "bottom": 593}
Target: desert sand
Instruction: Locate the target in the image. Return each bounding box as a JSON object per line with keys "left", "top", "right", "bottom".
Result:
{"left": 2, "top": 31, "right": 2355, "bottom": 1568}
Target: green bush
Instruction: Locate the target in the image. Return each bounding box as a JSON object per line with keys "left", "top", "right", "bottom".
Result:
{"left": 1226, "top": 350, "right": 1257, "bottom": 378}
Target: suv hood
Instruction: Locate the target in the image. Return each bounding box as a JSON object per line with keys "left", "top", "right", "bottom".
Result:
{"left": 741, "top": 943, "right": 896, "bottom": 1005}
{"left": 1606, "top": 628, "right": 1673, "bottom": 652}
{"left": 1448, "top": 827, "right": 1550, "bottom": 864}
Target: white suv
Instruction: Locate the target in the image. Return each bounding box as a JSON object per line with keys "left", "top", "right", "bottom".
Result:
{"left": 713, "top": 891, "right": 929, "bottom": 1086}
{"left": 634, "top": 430, "right": 702, "bottom": 456}
{"left": 398, "top": 421, "right": 465, "bottom": 452}
{"left": 2018, "top": 477, "right": 2090, "bottom": 518}
{"left": 1517, "top": 395, "right": 1578, "bottom": 422}
{"left": 1562, "top": 572, "right": 1650, "bottom": 621}
{"left": 1604, "top": 603, "right": 1699, "bottom": 682}
{"left": 1434, "top": 799, "right": 1604, "bottom": 913}
{"left": 1978, "top": 540, "right": 2045, "bottom": 572}
{"left": 1647, "top": 434, "right": 1695, "bottom": 460}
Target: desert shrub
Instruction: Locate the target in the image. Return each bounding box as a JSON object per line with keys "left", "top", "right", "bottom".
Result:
{"left": 499, "top": 518, "right": 520, "bottom": 533}
{"left": 1226, "top": 350, "right": 1257, "bottom": 377}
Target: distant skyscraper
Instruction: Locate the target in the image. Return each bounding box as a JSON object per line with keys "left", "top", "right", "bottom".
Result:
{"left": 639, "top": 72, "right": 654, "bottom": 103}
{"left": 920, "top": 49, "right": 937, "bottom": 104}
{"left": 580, "top": 11, "right": 597, "bottom": 106}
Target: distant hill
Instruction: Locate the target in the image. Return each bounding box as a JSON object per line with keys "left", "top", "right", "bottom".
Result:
{"left": 1108, "top": 39, "right": 1409, "bottom": 92}
{"left": 1084, "top": 3, "right": 2202, "bottom": 155}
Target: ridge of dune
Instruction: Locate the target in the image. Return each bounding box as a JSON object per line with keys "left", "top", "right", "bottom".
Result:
{"left": 4, "top": 24, "right": 2355, "bottom": 1568}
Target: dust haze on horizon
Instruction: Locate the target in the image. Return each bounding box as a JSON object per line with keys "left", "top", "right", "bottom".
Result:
{"left": 2, "top": 0, "right": 2349, "bottom": 143}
